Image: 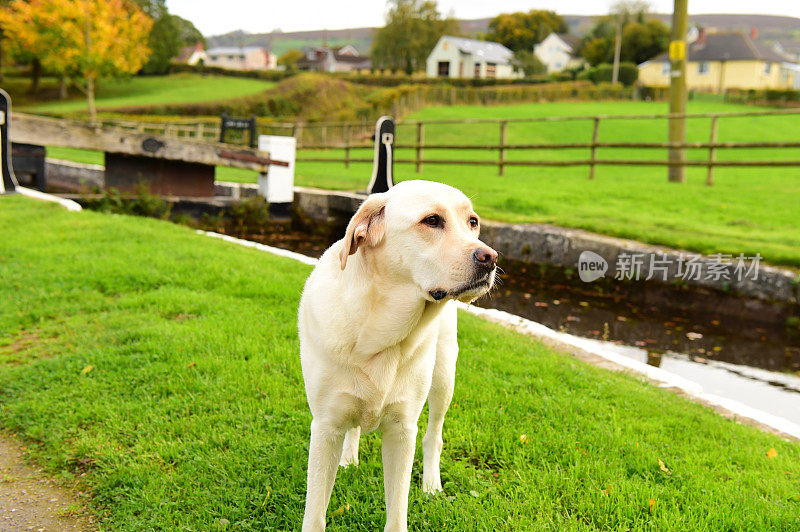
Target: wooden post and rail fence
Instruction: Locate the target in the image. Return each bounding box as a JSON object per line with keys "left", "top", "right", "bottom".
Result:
{"left": 98, "top": 108, "right": 800, "bottom": 185}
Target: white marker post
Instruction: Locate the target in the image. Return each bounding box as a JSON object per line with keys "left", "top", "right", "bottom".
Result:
{"left": 258, "top": 134, "right": 296, "bottom": 218}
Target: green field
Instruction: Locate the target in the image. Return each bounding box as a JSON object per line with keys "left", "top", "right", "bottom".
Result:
{"left": 46, "top": 99, "right": 800, "bottom": 267}
{"left": 1, "top": 197, "right": 799, "bottom": 530}
{"left": 294, "top": 100, "right": 800, "bottom": 268}
{"left": 16, "top": 73, "right": 274, "bottom": 114}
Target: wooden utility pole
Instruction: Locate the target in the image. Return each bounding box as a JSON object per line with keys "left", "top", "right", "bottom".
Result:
{"left": 668, "top": 0, "right": 688, "bottom": 183}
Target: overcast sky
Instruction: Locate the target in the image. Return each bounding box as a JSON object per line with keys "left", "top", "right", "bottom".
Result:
{"left": 165, "top": 1, "right": 799, "bottom": 36}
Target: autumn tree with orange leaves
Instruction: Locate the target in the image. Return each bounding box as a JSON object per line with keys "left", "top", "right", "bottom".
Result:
{"left": 0, "top": 0, "right": 152, "bottom": 122}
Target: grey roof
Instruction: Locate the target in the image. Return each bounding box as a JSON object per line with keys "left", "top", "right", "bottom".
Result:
{"left": 555, "top": 33, "right": 581, "bottom": 50}
{"left": 206, "top": 46, "right": 266, "bottom": 56}
{"left": 646, "top": 32, "right": 795, "bottom": 63}
{"left": 440, "top": 36, "right": 514, "bottom": 63}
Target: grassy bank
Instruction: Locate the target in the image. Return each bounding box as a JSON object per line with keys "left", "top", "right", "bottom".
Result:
{"left": 0, "top": 197, "right": 798, "bottom": 530}
{"left": 17, "top": 74, "right": 275, "bottom": 114}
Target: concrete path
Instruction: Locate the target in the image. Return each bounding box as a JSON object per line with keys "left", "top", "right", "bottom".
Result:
{"left": 0, "top": 436, "right": 95, "bottom": 532}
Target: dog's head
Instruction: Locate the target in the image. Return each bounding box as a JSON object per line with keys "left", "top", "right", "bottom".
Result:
{"left": 339, "top": 180, "right": 497, "bottom": 303}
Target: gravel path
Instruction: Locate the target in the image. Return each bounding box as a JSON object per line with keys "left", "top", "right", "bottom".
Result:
{"left": 0, "top": 436, "right": 95, "bottom": 532}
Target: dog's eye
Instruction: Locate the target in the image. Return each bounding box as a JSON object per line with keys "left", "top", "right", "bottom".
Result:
{"left": 469, "top": 216, "right": 479, "bottom": 229}
{"left": 422, "top": 214, "right": 442, "bottom": 227}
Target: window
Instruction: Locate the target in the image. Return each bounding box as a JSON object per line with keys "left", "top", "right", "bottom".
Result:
{"left": 698, "top": 62, "right": 709, "bottom": 75}
{"left": 764, "top": 63, "right": 772, "bottom": 75}
{"left": 486, "top": 62, "right": 496, "bottom": 78}
{"left": 662, "top": 62, "right": 670, "bottom": 76}
{"left": 474, "top": 63, "right": 481, "bottom": 78}
{"left": 437, "top": 61, "right": 450, "bottom": 77}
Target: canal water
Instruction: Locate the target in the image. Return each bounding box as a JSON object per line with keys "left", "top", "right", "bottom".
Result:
{"left": 231, "top": 222, "right": 800, "bottom": 429}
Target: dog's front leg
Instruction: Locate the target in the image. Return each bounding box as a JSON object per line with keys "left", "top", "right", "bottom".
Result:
{"left": 302, "top": 419, "right": 346, "bottom": 532}
{"left": 381, "top": 418, "right": 418, "bottom": 532}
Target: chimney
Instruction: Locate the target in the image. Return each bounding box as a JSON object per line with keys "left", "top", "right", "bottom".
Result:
{"left": 750, "top": 26, "right": 758, "bottom": 40}
{"left": 696, "top": 27, "right": 706, "bottom": 46}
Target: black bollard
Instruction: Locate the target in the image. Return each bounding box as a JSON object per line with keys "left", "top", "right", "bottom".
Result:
{"left": 0, "top": 88, "right": 19, "bottom": 194}
{"left": 366, "top": 116, "right": 395, "bottom": 194}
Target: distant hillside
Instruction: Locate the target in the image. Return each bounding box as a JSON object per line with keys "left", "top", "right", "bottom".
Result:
{"left": 207, "top": 13, "right": 800, "bottom": 57}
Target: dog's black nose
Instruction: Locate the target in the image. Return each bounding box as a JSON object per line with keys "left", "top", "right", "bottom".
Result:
{"left": 472, "top": 247, "right": 498, "bottom": 270}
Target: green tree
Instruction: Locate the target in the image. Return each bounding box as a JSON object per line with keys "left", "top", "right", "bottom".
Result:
{"left": 486, "top": 10, "right": 568, "bottom": 52}
{"left": 371, "top": 0, "right": 458, "bottom": 75}
{"left": 621, "top": 20, "right": 669, "bottom": 64}
{"left": 511, "top": 50, "right": 545, "bottom": 76}
{"left": 578, "top": 1, "right": 667, "bottom": 66}
{"left": 173, "top": 15, "right": 204, "bottom": 47}
{"left": 278, "top": 49, "right": 304, "bottom": 72}
{"left": 142, "top": 13, "right": 180, "bottom": 74}
{"left": 133, "top": 0, "right": 203, "bottom": 74}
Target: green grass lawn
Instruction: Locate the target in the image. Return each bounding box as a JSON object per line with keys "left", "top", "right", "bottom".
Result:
{"left": 17, "top": 74, "right": 274, "bottom": 114}
{"left": 1, "top": 196, "right": 799, "bottom": 530}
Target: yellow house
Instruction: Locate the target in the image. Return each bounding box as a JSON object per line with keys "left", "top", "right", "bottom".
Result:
{"left": 638, "top": 30, "right": 800, "bottom": 91}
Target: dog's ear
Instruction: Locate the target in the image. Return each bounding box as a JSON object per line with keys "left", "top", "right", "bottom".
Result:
{"left": 339, "top": 194, "right": 387, "bottom": 270}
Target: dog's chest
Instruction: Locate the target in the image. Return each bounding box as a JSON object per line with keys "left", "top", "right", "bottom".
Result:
{"left": 353, "top": 340, "right": 436, "bottom": 432}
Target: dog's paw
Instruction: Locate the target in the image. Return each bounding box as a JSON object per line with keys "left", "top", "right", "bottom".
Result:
{"left": 422, "top": 477, "right": 443, "bottom": 494}
{"left": 339, "top": 454, "right": 359, "bottom": 467}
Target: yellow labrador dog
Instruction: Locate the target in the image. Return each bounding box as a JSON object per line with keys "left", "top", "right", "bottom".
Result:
{"left": 298, "top": 180, "right": 497, "bottom": 531}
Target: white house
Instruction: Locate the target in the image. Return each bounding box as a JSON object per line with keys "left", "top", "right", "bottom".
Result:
{"left": 205, "top": 46, "right": 277, "bottom": 71}
{"left": 533, "top": 33, "right": 585, "bottom": 73}
{"left": 296, "top": 45, "right": 371, "bottom": 72}
{"left": 426, "top": 36, "right": 521, "bottom": 79}
{"left": 174, "top": 42, "right": 207, "bottom": 66}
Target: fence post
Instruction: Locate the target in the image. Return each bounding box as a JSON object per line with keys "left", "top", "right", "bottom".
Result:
{"left": 498, "top": 120, "right": 507, "bottom": 176}
{"left": 293, "top": 122, "right": 303, "bottom": 147}
{"left": 589, "top": 117, "right": 600, "bottom": 180}
{"left": 416, "top": 122, "right": 424, "bottom": 173}
{"left": 707, "top": 115, "right": 718, "bottom": 186}
{"left": 344, "top": 123, "right": 351, "bottom": 169}
{"left": 196, "top": 122, "right": 204, "bottom": 139}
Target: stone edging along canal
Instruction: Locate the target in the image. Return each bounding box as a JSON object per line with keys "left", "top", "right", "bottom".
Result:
{"left": 215, "top": 183, "right": 798, "bottom": 305}
{"left": 200, "top": 229, "right": 800, "bottom": 441}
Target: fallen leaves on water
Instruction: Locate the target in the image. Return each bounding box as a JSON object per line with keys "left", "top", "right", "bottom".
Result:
{"left": 658, "top": 459, "right": 672, "bottom": 475}
{"left": 686, "top": 332, "right": 703, "bottom": 340}
{"left": 767, "top": 448, "right": 778, "bottom": 459}
{"left": 81, "top": 365, "right": 93, "bottom": 375}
